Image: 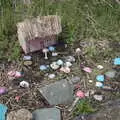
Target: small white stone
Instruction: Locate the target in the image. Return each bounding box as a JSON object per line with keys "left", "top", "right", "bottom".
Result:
{"left": 75, "top": 48, "right": 81, "bottom": 53}
{"left": 65, "top": 62, "right": 72, "bottom": 67}
{"left": 93, "top": 95, "right": 103, "bottom": 101}
{"left": 48, "top": 74, "right": 56, "bottom": 79}
{"left": 20, "top": 81, "right": 29, "bottom": 88}
{"left": 52, "top": 52, "right": 58, "bottom": 57}
{"left": 97, "top": 65, "right": 104, "bottom": 70}
{"left": 96, "top": 82, "right": 103, "bottom": 88}
{"left": 50, "top": 62, "right": 59, "bottom": 70}
{"left": 89, "top": 80, "right": 93, "bottom": 83}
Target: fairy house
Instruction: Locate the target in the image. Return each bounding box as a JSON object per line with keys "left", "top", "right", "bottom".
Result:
{"left": 17, "top": 15, "right": 62, "bottom": 53}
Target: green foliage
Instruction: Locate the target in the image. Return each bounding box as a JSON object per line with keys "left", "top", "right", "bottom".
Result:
{"left": 0, "top": 0, "right": 120, "bottom": 60}
{"left": 73, "top": 99, "right": 95, "bottom": 116}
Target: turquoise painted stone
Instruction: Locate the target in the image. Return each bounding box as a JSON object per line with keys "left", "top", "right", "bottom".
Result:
{"left": 0, "top": 104, "right": 7, "bottom": 120}
{"left": 114, "top": 58, "right": 120, "bottom": 65}
{"left": 96, "top": 75, "right": 104, "bottom": 82}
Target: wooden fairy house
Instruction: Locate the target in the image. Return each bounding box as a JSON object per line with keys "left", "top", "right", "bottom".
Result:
{"left": 17, "top": 15, "right": 62, "bottom": 54}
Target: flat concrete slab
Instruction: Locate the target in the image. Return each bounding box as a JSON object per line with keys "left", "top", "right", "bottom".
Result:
{"left": 39, "top": 79, "right": 74, "bottom": 105}
{"left": 32, "top": 108, "right": 61, "bottom": 120}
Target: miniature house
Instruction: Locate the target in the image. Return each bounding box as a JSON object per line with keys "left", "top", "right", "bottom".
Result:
{"left": 17, "top": 15, "right": 62, "bottom": 53}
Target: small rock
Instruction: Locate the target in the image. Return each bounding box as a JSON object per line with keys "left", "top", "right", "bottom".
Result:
{"left": 0, "top": 87, "right": 7, "bottom": 95}
{"left": 56, "top": 59, "right": 64, "bottom": 66}
{"left": 96, "top": 75, "right": 104, "bottom": 82}
{"left": 48, "top": 74, "right": 56, "bottom": 79}
{"left": 65, "top": 56, "right": 75, "bottom": 62}
{"left": 89, "top": 80, "right": 93, "bottom": 83}
{"left": 60, "top": 67, "right": 71, "bottom": 73}
{"left": 20, "top": 81, "right": 29, "bottom": 88}
{"left": 0, "top": 104, "right": 8, "bottom": 120}
{"left": 40, "top": 65, "right": 47, "bottom": 71}
{"left": 23, "top": 56, "right": 31, "bottom": 61}
{"left": 33, "top": 108, "right": 61, "bottom": 120}
{"left": 105, "top": 70, "right": 116, "bottom": 79}
{"left": 96, "top": 82, "right": 104, "bottom": 88}
{"left": 24, "top": 61, "right": 32, "bottom": 66}
{"left": 70, "top": 76, "right": 80, "bottom": 84}
{"left": 64, "top": 62, "right": 72, "bottom": 67}
{"left": 52, "top": 52, "right": 58, "bottom": 57}
{"left": 85, "top": 91, "right": 90, "bottom": 97}
{"left": 93, "top": 94, "right": 103, "bottom": 101}
{"left": 83, "top": 67, "right": 92, "bottom": 73}
{"left": 113, "top": 57, "right": 120, "bottom": 65}
{"left": 76, "top": 90, "right": 85, "bottom": 99}
{"left": 75, "top": 48, "right": 81, "bottom": 53}
{"left": 7, "top": 109, "right": 32, "bottom": 120}
{"left": 8, "top": 71, "right": 22, "bottom": 78}
{"left": 50, "top": 62, "right": 60, "bottom": 70}
{"left": 97, "top": 65, "right": 104, "bottom": 70}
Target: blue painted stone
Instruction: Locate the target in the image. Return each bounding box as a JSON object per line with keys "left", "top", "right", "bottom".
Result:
{"left": 114, "top": 58, "right": 120, "bottom": 65}
{"left": 48, "top": 46, "right": 55, "bottom": 52}
{"left": 40, "top": 65, "right": 47, "bottom": 71}
{"left": 0, "top": 104, "right": 7, "bottom": 120}
{"left": 96, "top": 75, "right": 104, "bottom": 82}
{"left": 56, "top": 59, "right": 64, "bottom": 66}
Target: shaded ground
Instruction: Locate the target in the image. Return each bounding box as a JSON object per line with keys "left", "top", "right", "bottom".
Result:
{"left": 74, "top": 99, "right": 120, "bottom": 120}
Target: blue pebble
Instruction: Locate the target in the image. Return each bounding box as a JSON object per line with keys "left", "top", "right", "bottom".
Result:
{"left": 96, "top": 75, "right": 104, "bottom": 82}
{"left": 48, "top": 46, "right": 55, "bottom": 52}
{"left": 114, "top": 58, "right": 120, "bottom": 65}
{"left": 0, "top": 104, "right": 8, "bottom": 120}
{"left": 57, "top": 60, "right": 64, "bottom": 66}
{"left": 40, "top": 65, "right": 47, "bottom": 71}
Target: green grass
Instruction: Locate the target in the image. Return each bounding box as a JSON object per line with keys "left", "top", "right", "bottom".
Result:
{"left": 0, "top": 0, "right": 120, "bottom": 60}
{"left": 73, "top": 99, "right": 95, "bottom": 116}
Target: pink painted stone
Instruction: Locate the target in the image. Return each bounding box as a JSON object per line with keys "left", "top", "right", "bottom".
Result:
{"left": 8, "top": 71, "right": 16, "bottom": 77}
{"left": 76, "top": 90, "right": 85, "bottom": 98}
{"left": 15, "top": 71, "right": 22, "bottom": 78}
{"left": 60, "top": 67, "right": 71, "bottom": 73}
{"left": 83, "top": 67, "right": 92, "bottom": 73}
{"left": 0, "top": 87, "right": 7, "bottom": 95}
{"left": 8, "top": 71, "right": 22, "bottom": 78}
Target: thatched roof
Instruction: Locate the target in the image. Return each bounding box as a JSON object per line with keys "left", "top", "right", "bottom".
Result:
{"left": 17, "top": 15, "right": 62, "bottom": 41}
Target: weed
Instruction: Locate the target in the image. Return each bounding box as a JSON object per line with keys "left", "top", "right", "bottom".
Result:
{"left": 73, "top": 99, "right": 95, "bottom": 116}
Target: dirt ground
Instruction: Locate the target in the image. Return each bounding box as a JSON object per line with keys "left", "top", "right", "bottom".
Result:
{"left": 0, "top": 43, "right": 120, "bottom": 120}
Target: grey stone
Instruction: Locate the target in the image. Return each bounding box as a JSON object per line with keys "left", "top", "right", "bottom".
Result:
{"left": 32, "top": 108, "right": 61, "bottom": 120}
{"left": 7, "top": 109, "right": 32, "bottom": 120}
{"left": 70, "top": 76, "right": 80, "bottom": 84}
{"left": 74, "top": 99, "right": 120, "bottom": 120}
{"left": 24, "top": 61, "right": 32, "bottom": 66}
{"left": 39, "top": 79, "right": 74, "bottom": 105}
{"left": 105, "top": 70, "right": 116, "bottom": 78}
